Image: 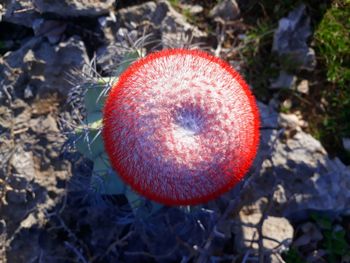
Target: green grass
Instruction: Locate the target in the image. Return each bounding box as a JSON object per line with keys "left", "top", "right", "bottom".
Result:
{"left": 168, "top": 0, "right": 202, "bottom": 25}
{"left": 168, "top": 0, "right": 180, "bottom": 9}
{"left": 312, "top": 0, "right": 350, "bottom": 162}
{"left": 315, "top": 4, "right": 350, "bottom": 84}
{"left": 240, "top": 19, "right": 278, "bottom": 101}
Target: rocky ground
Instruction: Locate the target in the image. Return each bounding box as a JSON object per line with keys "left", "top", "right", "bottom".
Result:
{"left": 0, "top": 1, "right": 349, "bottom": 263}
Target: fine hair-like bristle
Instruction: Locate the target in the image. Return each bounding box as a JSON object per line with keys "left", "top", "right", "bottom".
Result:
{"left": 103, "top": 49, "right": 260, "bottom": 206}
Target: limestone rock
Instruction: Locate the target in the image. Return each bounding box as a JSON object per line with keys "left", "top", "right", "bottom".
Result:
{"left": 117, "top": 0, "right": 206, "bottom": 40}
{"left": 5, "top": 189, "right": 28, "bottom": 204}
{"left": 29, "top": 115, "right": 59, "bottom": 134}
{"left": 10, "top": 147, "right": 35, "bottom": 181}
{"left": 0, "top": 36, "right": 89, "bottom": 96}
{"left": 270, "top": 70, "right": 296, "bottom": 89}
{"left": 33, "top": 0, "right": 114, "bottom": 17}
{"left": 237, "top": 212, "right": 294, "bottom": 251}
{"left": 278, "top": 113, "right": 302, "bottom": 130}
{"left": 158, "top": 1, "right": 205, "bottom": 37}
{"left": 242, "top": 103, "right": 350, "bottom": 220}
{"left": 209, "top": 0, "right": 240, "bottom": 21}
{"left": 272, "top": 5, "right": 316, "bottom": 71}
{"left": 98, "top": 1, "right": 207, "bottom": 72}
{"left": 32, "top": 19, "right": 67, "bottom": 44}
{"left": 180, "top": 4, "right": 203, "bottom": 15}
{"left": 0, "top": 220, "right": 6, "bottom": 262}
{"left": 117, "top": 1, "right": 157, "bottom": 25}
{"left": 2, "top": 0, "right": 39, "bottom": 27}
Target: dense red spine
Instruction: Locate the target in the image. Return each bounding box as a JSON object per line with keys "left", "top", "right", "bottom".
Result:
{"left": 103, "top": 49, "right": 260, "bottom": 206}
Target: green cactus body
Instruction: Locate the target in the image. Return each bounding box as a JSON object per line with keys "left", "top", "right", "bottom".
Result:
{"left": 73, "top": 51, "right": 162, "bottom": 216}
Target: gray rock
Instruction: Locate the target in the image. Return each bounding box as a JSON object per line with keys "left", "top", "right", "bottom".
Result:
{"left": 234, "top": 102, "right": 350, "bottom": 254}
{"left": 157, "top": 1, "right": 199, "bottom": 32}
{"left": 0, "top": 36, "right": 89, "bottom": 96}
{"left": 118, "top": 1, "right": 157, "bottom": 26}
{"left": 0, "top": 107, "right": 13, "bottom": 131}
{"left": 241, "top": 103, "right": 350, "bottom": 219}
{"left": 10, "top": 147, "right": 35, "bottom": 181}
{"left": 23, "top": 85, "right": 34, "bottom": 99}
{"left": 158, "top": 0, "right": 207, "bottom": 48}
{"left": 12, "top": 106, "right": 32, "bottom": 134}
{"left": 2, "top": 0, "right": 39, "bottom": 27}
{"left": 5, "top": 189, "right": 28, "bottom": 204}
{"left": 32, "top": 19, "right": 67, "bottom": 44}
{"left": 0, "top": 220, "right": 5, "bottom": 236}
{"left": 0, "top": 220, "right": 6, "bottom": 262}
{"left": 278, "top": 113, "right": 302, "bottom": 130}
{"left": 272, "top": 5, "right": 316, "bottom": 71}
{"left": 29, "top": 115, "right": 59, "bottom": 134}
{"left": 7, "top": 174, "right": 30, "bottom": 189}
{"left": 258, "top": 101, "right": 279, "bottom": 128}
{"left": 2, "top": 0, "right": 113, "bottom": 28}
{"left": 180, "top": 4, "right": 203, "bottom": 15}
{"left": 96, "top": 25, "right": 141, "bottom": 73}
{"left": 117, "top": 1, "right": 206, "bottom": 39}
{"left": 270, "top": 70, "right": 297, "bottom": 89}
{"left": 236, "top": 212, "right": 294, "bottom": 251}
{"left": 33, "top": 0, "right": 114, "bottom": 17}
{"left": 97, "top": 2, "right": 158, "bottom": 72}
{"left": 209, "top": 0, "right": 240, "bottom": 21}
{"left": 342, "top": 138, "right": 350, "bottom": 152}
{"left": 98, "top": 1, "right": 207, "bottom": 72}
{"left": 0, "top": 99, "right": 71, "bottom": 263}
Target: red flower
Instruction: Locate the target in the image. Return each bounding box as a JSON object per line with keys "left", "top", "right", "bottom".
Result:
{"left": 103, "top": 49, "right": 260, "bottom": 206}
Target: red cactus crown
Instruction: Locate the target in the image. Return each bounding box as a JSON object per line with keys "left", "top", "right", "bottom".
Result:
{"left": 103, "top": 49, "right": 260, "bottom": 206}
